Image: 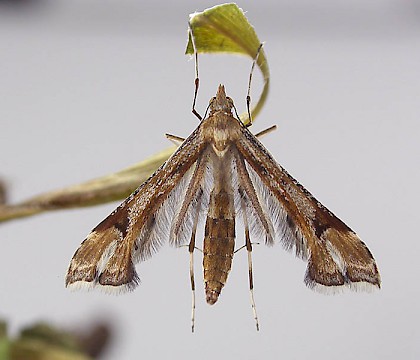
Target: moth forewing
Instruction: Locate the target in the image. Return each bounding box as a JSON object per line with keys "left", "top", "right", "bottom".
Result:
{"left": 66, "top": 126, "right": 206, "bottom": 292}
{"left": 234, "top": 124, "right": 381, "bottom": 291}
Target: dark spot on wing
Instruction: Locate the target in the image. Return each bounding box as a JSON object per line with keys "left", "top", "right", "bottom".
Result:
{"left": 94, "top": 207, "right": 130, "bottom": 238}
{"left": 312, "top": 207, "right": 353, "bottom": 239}
{"left": 313, "top": 219, "right": 330, "bottom": 239}
{"left": 238, "top": 186, "right": 246, "bottom": 200}
{"left": 285, "top": 214, "right": 296, "bottom": 232}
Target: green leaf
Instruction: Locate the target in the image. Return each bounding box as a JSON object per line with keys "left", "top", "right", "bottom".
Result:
{"left": 186, "top": 3, "right": 260, "bottom": 56}
{"left": 0, "top": 321, "right": 9, "bottom": 360}
{"left": 0, "top": 147, "right": 175, "bottom": 223}
{"left": 186, "top": 3, "right": 270, "bottom": 124}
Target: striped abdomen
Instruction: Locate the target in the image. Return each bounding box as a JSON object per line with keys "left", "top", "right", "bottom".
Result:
{"left": 203, "top": 161, "right": 235, "bottom": 305}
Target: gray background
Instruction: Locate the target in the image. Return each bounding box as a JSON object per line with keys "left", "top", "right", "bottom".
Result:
{"left": 1, "top": 0, "right": 419, "bottom": 359}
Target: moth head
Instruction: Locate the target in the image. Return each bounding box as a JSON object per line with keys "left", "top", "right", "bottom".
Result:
{"left": 209, "top": 84, "right": 234, "bottom": 115}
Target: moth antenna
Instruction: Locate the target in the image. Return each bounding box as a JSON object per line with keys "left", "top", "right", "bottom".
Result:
{"left": 232, "top": 103, "right": 241, "bottom": 122}
{"left": 201, "top": 102, "right": 211, "bottom": 121}
{"left": 246, "top": 43, "right": 264, "bottom": 127}
{"left": 188, "top": 22, "right": 202, "bottom": 121}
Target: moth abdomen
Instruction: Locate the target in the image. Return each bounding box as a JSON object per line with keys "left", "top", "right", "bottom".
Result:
{"left": 203, "top": 190, "right": 235, "bottom": 305}
{"left": 203, "top": 232, "right": 235, "bottom": 305}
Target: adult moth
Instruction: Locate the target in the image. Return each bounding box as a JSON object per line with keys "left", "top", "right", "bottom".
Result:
{"left": 66, "top": 84, "right": 380, "bottom": 331}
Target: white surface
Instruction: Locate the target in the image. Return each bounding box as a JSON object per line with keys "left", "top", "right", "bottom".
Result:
{"left": 1, "top": 1, "right": 419, "bottom": 359}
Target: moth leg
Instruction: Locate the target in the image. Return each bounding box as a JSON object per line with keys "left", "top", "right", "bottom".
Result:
{"left": 189, "top": 240, "right": 196, "bottom": 333}
{"left": 165, "top": 133, "right": 185, "bottom": 146}
{"left": 254, "top": 125, "right": 277, "bottom": 139}
{"left": 188, "top": 199, "right": 202, "bottom": 333}
{"left": 241, "top": 196, "right": 260, "bottom": 331}
{"left": 246, "top": 224, "right": 260, "bottom": 331}
{"left": 191, "top": 77, "right": 202, "bottom": 121}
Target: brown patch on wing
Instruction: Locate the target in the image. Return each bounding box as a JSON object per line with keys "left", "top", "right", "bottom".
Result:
{"left": 98, "top": 238, "right": 139, "bottom": 288}
{"left": 66, "top": 227, "right": 122, "bottom": 286}
{"left": 305, "top": 238, "right": 346, "bottom": 288}
{"left": 94, "top": 206, "right": 130, "bottom": 238}
{"left": 322, "top": 228, "right": 380, "bottom": 286}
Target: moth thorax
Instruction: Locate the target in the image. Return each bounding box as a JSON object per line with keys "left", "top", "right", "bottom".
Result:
{"left": 212, "top": 129, "right": 230, "bottom": 153}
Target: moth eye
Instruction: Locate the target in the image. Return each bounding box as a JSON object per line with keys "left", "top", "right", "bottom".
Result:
{"left": 209, "top": 97, "right": 216, "bottom": 105}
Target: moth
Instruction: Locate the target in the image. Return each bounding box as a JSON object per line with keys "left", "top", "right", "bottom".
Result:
{"left": 66, "top": 83, "right": 381, "bottom": 330}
